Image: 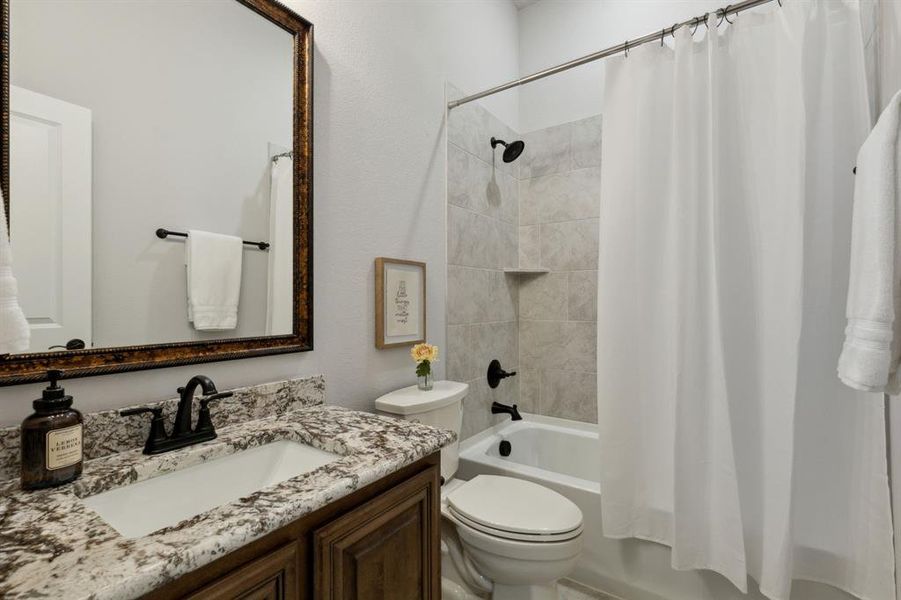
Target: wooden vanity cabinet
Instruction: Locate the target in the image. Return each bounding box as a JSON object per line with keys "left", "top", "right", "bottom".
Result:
{"left": 141, "top": 453, "right": 440, "bottom": 600}
{"left": 314, "top": 466, "right": 435, "bottom": 599}
{"left": 183, "top": 542, "right": 300, "bottom": 600}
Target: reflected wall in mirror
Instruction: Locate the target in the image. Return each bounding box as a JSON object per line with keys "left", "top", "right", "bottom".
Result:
{"left": 0, "top": 0, "right": 313, "bottom": 385}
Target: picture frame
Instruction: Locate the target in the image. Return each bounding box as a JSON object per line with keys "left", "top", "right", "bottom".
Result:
{"left": 375, "top": 257, "right": 426, "bottom": 349}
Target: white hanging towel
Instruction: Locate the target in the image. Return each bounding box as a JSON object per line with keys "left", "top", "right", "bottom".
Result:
{"left": 185, "top": 230, "right": 243, "bottom": 331}
{"left": 838, "top": 89, "right": 901, "bottom": 393}
{"left": 0, "top": 191, "right": 29, "bottom": 353}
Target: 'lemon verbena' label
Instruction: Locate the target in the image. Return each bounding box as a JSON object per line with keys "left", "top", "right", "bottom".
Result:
{"left": 46, "top": 424, "right": 82, "bottom": 470}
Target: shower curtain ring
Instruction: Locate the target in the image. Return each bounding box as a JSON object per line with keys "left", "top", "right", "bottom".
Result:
{"left": 691, "top": 19, "right": 700, "bottom": 35}
{"left": 624, "top": 39, "right": 629, "bottom": 57}
{"left": 776, "top": 0, "right": 782, "bottom": 6}
{"left": 724, "top": 5, "right": 735, "bottom": 24}
{"left": 661, "top": 28, "right": 665, "bottom": 46}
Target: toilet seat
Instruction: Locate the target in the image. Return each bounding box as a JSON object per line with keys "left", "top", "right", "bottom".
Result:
{"left": 448, "top": 506, "right": 583, "bottom": 542}
{"left": 446, "top": 475, "right": 583, "bottom": 543}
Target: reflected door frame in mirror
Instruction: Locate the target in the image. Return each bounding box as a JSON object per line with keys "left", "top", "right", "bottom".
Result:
{"left": 0, "top": 0, "right": 313, "bottom": 385}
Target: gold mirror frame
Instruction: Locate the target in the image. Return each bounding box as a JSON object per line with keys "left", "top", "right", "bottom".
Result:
{"left": 0, "top": 0, "right": 313, "bottom": 385}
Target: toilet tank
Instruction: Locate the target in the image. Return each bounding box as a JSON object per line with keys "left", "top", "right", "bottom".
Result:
{"left": 374, "top": 381, "right": 468, "bottom": 480}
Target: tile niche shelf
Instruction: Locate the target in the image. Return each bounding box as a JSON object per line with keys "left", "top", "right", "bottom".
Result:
{"left": 503, "top": 268, "right": 550, "bottom": 274}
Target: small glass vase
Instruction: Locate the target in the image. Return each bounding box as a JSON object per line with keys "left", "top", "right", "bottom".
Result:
{"left": 418, "top": 371, "right": 433, "bottom": 391}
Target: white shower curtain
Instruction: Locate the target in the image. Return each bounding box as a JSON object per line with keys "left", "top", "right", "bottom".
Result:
{"left": 266, "top": 155, "right": 293, "bottom": 336}
{"left": 597, "top": 2, "right": 894, "bottom": 600}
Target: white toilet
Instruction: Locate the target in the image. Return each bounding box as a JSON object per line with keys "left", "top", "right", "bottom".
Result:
{"left": 375, "top": 381, "right": 583, "bottom": 600}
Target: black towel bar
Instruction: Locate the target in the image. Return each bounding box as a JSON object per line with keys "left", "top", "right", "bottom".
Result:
{"left": 155, "top": 228, "right": 269, "bottom": 251}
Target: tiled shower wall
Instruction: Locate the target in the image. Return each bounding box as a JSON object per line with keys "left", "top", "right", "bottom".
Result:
{"left": 517, "top": 116, "right": 602, "bottom": 423}
{"left": 446, "top": 86, "right": 521, "bottom": 440}
{"left": 446, "top": 85, "right": 601, "bottom": 438}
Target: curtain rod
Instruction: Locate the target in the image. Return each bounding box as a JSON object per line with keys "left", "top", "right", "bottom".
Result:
{"left": 447, "top": 0, "right": 778, "bottom": 110}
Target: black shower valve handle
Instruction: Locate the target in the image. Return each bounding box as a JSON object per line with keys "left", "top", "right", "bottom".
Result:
{"left": 487, "top": 359, "right": 518, "bottom": 388}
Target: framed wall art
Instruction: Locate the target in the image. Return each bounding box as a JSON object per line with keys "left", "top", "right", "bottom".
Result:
{"left": 375, "top": 257, "right": 426, "bottom": 349}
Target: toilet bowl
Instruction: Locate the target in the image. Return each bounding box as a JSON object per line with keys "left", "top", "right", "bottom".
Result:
{"left": 375, "top": 381, "right": 584, "bottom": 599}
{"left": 442, "top": 475, "right": 583, "bottom": 600}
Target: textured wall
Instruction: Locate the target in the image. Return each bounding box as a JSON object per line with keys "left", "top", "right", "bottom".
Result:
{"left": 0, "top": 0, "right": 521, "bottom": 426}
{"left": 517, "top": 115, "right": 601, "bottom": 423}
{"left": 445, "top": 85, "right": 520, "bottom": 440}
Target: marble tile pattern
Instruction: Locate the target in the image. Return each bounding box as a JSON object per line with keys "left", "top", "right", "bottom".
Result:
{"left": 516, "top": 114, "right": 602, "bottom": 424}
{"left": 518, "top": 272, "right": 568, "bottom": 321}
{"left": 541, "top": 219, "right": 600, "bottom": 271}
{"left": 446, "top": 88, "right": 601, "bottom": 433}
{"left": 0, "top": 404, "right": 454, "bottom": 600}
{"left": 447, "top": 81, "right": 521, "bottom": 440}
{"left": 0, "top": 375, "right": 326, "bottom": 482}
{"left": 519, "top": 225, "right": 540, "bottom": 269}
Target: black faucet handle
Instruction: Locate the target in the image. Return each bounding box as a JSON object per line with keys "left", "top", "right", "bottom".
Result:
{"left": 194, "top": 392, "right": 231, "bottom": 436}
{"left": 120, "top": 406, "right": 163, "bottom": 418}
{"left": 203, "top": 391, "right": 234, "bottom": 402}
{"left": 120, "top": 406, "right": 169, "bottom": 454}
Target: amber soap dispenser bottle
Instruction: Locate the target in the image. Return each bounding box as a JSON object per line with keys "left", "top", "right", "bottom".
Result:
{"left": 21, "top": 370, "right": 83, "bottom": 490}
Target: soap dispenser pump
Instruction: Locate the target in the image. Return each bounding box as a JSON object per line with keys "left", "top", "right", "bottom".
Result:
{"left": 20, "top": 370, "right": 83, "bottom": 490}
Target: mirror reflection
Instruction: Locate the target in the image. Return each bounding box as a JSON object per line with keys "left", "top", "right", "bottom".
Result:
{"left": 9, "top": 0, "right": 295, "bottom": 353}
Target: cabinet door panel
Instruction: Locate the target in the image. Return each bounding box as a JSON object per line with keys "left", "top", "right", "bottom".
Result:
{"left": 315, "top": 467, "right": 440, "bottom": 600}
{"left": 185, "top": 542, "right": 299, "bottom": 600}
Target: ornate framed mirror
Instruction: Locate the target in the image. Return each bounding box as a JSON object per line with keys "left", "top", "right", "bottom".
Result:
{"left": 0, "top": 0, "right": 313, "bottom": 385}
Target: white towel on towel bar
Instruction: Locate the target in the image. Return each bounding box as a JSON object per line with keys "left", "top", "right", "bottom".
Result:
{"left": 185, "top": 230, "right": 242, "bottom": 331}
{"left": 0, "top": 190, "right": 29, "bottom": 353}
{"left": 838, "top": 89, "right": 901, "bottom": 393}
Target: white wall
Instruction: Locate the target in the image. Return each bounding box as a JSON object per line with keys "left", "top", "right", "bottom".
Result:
{"left": 11, "top": 0, "right": 293, "bottom": 346}
{"left": 0, "top": 0, "right": 520, "bottom": 425}
{"left": 518, "top": 0, "right": 726, "bottom": 132}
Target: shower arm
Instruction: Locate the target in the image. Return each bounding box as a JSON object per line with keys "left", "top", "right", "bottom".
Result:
{"left": 448, "top": 0, "right": 778, "bottom": 110}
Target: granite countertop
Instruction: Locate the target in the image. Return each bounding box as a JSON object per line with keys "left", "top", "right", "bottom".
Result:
{"left": 0, "top": 404, "right": 455, "bottom": 600}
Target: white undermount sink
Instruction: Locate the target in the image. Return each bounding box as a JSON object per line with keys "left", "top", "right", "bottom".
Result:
{"left": 82, "top": 440, "right": 340, "bottom": 539}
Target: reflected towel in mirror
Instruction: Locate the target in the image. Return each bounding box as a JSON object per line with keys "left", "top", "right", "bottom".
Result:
{"left": 185, "top": 230, "right": 242, "bottom": 330}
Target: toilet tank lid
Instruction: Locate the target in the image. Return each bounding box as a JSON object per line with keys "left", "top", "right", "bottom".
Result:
{"left": 374, "top": 381, "right": 468, "bottom": 415}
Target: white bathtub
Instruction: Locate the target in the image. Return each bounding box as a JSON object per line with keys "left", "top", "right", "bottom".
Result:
{"left": 456, "top": 414, "right": 854, "bottom": 600}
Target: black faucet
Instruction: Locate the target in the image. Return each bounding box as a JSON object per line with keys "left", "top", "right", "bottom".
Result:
{"left": 120, "top": 375, "right": 234, "bottom": 454}
{"left": 491, "top": 401, "right": 522, "bottom": 421}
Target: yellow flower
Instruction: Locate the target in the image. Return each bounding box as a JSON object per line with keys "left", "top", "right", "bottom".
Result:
{"left": 411, "top": 343, "right": 439, "bottom": 363}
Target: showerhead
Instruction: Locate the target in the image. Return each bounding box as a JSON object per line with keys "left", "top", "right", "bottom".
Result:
{"left": 490, "top": 137, "right": 525, "bottom": 163}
